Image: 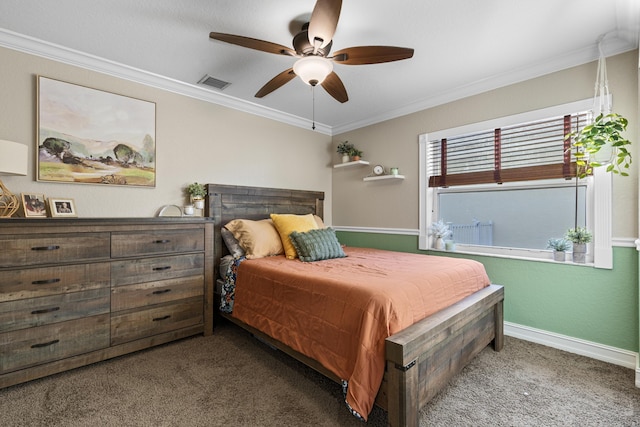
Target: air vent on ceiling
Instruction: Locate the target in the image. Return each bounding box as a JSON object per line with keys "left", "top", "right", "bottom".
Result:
{"left": 197, "top": 74, "right": 231, "bottom": 90}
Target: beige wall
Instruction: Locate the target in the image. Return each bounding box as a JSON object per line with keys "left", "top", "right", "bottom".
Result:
{"left": 0, "top": 46, "right": 333, "bottom": 220}
{"left": 332, "top": 50, "right": 639, "bottom": 240}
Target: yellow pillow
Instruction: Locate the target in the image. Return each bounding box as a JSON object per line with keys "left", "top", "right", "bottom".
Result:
{"left": 270, "top": 213, "right": 319, "bottom": 259}
{"left": 224, "top": 219, "right": 283, "bottom": 259}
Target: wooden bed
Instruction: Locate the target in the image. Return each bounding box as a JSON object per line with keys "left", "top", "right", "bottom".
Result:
{"left": 205, "top": 183, "right": 504, "bottom": 427}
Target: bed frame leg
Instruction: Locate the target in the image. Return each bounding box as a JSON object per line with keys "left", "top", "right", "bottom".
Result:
{"left": 386, "top": 359, "right": 418, "bottom": 427}
{"left": 493, "top": 299, "right": 504, "bottom": 351}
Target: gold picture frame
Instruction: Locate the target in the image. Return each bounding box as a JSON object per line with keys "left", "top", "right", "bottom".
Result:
{"left": 49, "top": 198, "right": 77, "bottom": 218}
{"left": 21, "top": 193, "right": 47, "bottom": 218}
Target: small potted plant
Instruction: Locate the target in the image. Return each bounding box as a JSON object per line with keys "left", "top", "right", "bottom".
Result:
{"left": 565, "top": 227, "right": 592, "bottom": 264}
{"left": 337, "top": 141, "right": 354, "bottom": 163}
{"left": 429, "top": 220, "right": 452, "bottom": 250}
{"left": 186, "top": 182, "right": 206, "bottom": 209}
{"left": 350, "top": 148, "right": 363, "bottom": 161}
{"left": 546, "top": 238, "right": 572, "bottom": 262}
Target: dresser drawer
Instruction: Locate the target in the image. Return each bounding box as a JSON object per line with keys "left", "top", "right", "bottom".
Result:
{"left": 111, "top": 229, "right": 204, "bottom": 258}
{"left": 0, "top": 314, "right": 110, "bottom": 374}
{"left": 0, "top": 288, "right": 110, "bottom": 333}
{"left": 0, "top": 233, "right": 110, "bottom": 267}
{"left": 111, "top": 253, "right": 204, "bottom": 287}
{"left": 111, "top": 275, "right": 203, "bottom": 312}
{"left": 111, "top": 298, "right": 203, "bottom": 345}
{"left": 0, "top": 263, "right": 110, "bottom": 303}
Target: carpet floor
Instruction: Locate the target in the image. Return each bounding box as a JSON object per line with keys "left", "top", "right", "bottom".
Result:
{"left": 1, "top": 320, "right": 638, "bottom": 426}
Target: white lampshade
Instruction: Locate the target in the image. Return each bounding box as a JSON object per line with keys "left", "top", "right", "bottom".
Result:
{"left": 293, "top": 56, "right": 333, "bottom": 86}
{"left": 0, "top": 139, "right": 28, "bottom": 176}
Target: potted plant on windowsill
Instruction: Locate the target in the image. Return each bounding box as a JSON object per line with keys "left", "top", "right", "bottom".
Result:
{"left": 546, "top": 238, "right": 572, "bottom": 262}
{"left": 337, "top": 141, "right": 354, "bottom": 163}
{"left": 186, "top": 182, "right": 206, "bottom": 210}
{"left": 429, "top": 220, "right": 452, "bottom": 250}
{"left": 565, "top": 227, "right": 592, "bottom": 264}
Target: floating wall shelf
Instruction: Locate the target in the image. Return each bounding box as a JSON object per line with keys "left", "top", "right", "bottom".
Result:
{"left": 333, "top": 160, "right": 370, "bottom": 168}
{"left": 363, "top": 175, "right": 405, "bottom": 182}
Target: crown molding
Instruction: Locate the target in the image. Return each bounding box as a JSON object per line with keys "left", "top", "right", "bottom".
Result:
{"left": 0, "top": 28, "right": 332, "bottom": 136}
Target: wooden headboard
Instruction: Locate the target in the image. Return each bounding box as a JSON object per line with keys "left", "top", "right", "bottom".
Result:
{"left": 205, "top": 184, "right": 325, "bottom": 278}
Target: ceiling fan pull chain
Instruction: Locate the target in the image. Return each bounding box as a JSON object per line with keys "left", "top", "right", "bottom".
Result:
{"left": 312, "top": 86, "right": 316, "bottom": 130}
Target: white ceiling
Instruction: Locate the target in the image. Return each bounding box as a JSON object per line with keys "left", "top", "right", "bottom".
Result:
{"left": 0, "top": 0, "right": 638, "bottom": 135}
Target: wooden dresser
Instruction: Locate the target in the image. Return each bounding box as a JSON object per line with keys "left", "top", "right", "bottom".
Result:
{"left": 0, "top": 218, "right": 214, "bottom": 388}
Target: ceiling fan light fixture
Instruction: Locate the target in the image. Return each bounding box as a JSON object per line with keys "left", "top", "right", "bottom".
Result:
{"left": 293, "top": 56, "right": 333, "bottom": 86}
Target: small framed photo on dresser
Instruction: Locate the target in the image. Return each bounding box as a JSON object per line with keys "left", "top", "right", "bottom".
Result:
{"left": 49, "top": 198, "right": 77, "bottom": 218}
{"left": 21, "top": 193, "right": 47, "bottom": 218}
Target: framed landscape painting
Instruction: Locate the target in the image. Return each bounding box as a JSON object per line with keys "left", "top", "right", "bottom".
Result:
{"left": 37, "top": 76, "right": 156, "bottom": 187}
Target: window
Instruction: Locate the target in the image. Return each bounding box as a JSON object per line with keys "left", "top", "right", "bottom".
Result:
{"left": 419, "top": 98, "right": 613, "bottom": 268}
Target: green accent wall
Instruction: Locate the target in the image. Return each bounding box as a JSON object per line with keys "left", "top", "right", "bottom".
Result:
{"left": 337, "top": 231, "right": 639, "bottom": 352}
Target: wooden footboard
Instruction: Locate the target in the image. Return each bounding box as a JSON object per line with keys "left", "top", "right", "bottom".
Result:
{"left": 384, "top": 284, "right": 504, "bottom": 427}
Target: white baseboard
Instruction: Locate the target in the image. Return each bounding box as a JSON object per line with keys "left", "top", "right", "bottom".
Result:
{"left": 505, "top": 322, "right": 638, "bottom": 375}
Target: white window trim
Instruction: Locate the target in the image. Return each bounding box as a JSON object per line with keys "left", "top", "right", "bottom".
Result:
{"left": 419, "top": 97, "right": 613, "bottom": 269}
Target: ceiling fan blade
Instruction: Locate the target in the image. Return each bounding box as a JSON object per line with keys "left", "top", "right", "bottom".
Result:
{"left": 307, "top": 0, "right": 342, "bottom": 50}
{"left": 320, "top": 71, "right": 348, "bottom": 103}
{"left": 255, "top": 68, "right": 297, "bottom": 98}
{"left": 332, "top": 46, "right": 414, "bottom": 65}
{"left": 210, "top": 32, "right": 296, "bottom": 56}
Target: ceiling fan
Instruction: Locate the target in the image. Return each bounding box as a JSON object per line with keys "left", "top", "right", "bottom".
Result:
{"left": 209, "top": 0, "right": 414, "bottom": 104}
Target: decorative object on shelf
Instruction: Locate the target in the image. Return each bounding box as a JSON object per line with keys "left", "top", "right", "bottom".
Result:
{"left": 48, "top": 197, "right": 78, "bottom": 218}
{"left": 186, "top": 182, "right": 206, "bottom": 209}
{"left": 21, "top": 193, "right": 47, "bottom": 218}
{"left": 373, "top": 165, "right": 385, "bottom": 176}
{"left": 336, "top": 141, "right": 354, "bottom": 163}
{"left": 445, "top": 240, "right": 456, "bottom": 251}
{"left": 157, "top": 205, "right": 183, "bottom": 217}
{"left": 390, "top": 167, "right": 399, "bottom": 176}
{"left": 546, "top": 238, "right": 572, "bottom": 262}
{"left": 183, "top": 205, "right": 195, "bottom": 216}
{"left": 566, "top": 227, "right": 592, "bottom": 263}
{"left": 37, "top": 76, "right": 156, "bottom": 187}
{"left": 350, "top": 148, "right": 363, "bottom": 161}
{"left": 0, "top": 139, "right": 28, "bottom": 218}
{"left": 429, "top": 220, "right": 452, "bottom": 250}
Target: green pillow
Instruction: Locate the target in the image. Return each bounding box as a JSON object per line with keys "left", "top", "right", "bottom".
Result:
{"left": 289, "top": 227, "right": 346, "bottom": 262}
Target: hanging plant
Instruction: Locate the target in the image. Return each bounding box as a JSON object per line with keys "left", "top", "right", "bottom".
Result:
{"left": 566, "top": 112, "right": 632, "bottom": 178}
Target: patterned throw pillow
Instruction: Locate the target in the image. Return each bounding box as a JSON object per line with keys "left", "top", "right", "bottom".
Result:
{"left": 289, "top": 227, "right": 346, "bottom": 262}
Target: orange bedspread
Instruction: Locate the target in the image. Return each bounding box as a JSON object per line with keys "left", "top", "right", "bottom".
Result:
{"left": 231, "top": 247, "right": 490, "bottom": 419}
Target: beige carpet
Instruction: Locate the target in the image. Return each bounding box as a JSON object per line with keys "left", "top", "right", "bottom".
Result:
{"left": 1, "top": 320, "right": 639, "bottom": 426}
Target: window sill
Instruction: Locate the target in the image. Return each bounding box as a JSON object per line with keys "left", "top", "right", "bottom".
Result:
{"left": 428, "top": 246, "right": 595, "bottom": 267}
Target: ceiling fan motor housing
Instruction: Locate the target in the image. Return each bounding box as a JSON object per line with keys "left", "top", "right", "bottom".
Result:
{"left": 293, "top": 25, "right": 332, "bottom": 57}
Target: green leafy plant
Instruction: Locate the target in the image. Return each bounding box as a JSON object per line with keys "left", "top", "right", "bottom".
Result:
{"left": 565, "top": 227, "right": 592, "bottom": 244}
{"left": 428, "top": 220, "right": 452, "bottom": 239}
{"left": 186, "top": 182, "right": 206, "bottom": 198}
{"left": 336, "top": 141, "right": 354, "bottom": 155}
{"left": 350, "top": 148, "right": 363, "bottom": 158}
{"left": 546, "top": 238, "right": 572, "bottom": 252}
{"left": 565, "top": 112, "right": 632, "bottom": 178}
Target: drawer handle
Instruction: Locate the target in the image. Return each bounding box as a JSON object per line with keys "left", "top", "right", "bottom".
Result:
{"left": 31, "top": 245, "right": 60, "bottom": 251}
{"left": 31, "top": 306, "right": 60, "bottom": 315}
{"left": 152, "top": 315, "right": 171, "bottom": 321}
{"left": 152, "top": 289, "right": 171, "bottom": 295}
{"left": 152, "top": 266, "right": 172, "bottom": 271}
{"left": 154, "top": 239, "right": 170, "bottom": 244}
{"left": 31, "top": 339, "right": 60, "bottom": 348}
{"left": 32, "top": 278, "right": 61, "bottom": 285}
